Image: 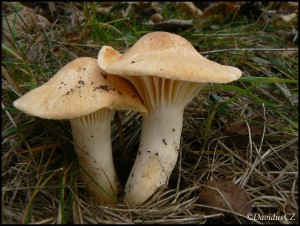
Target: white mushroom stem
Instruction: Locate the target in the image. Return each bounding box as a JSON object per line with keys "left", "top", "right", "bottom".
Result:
{"left": 125, "top": 105, "right": 184, "bottom": 206}
{"left": 70, "top": 108, "right": 120, "bottom": 204}
{"left": 124, "top": 76, "right": 203, "bottom": 207}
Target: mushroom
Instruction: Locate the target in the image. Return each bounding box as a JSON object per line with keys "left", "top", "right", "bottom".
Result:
{"left": 13, "top": 57, "right": 147, "bottom": 205}
{"left": 98, "top": 32, "right": 242, "bottom": 207}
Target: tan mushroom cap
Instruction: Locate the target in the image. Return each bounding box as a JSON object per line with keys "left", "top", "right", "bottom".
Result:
{"left": 98, "top": 31, "right": 242, "bottom": 83}
{"left": 13, "top": 57, "right": 147, "bottom": 119}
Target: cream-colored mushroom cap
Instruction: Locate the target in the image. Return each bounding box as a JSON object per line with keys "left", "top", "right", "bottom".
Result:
{"left": 98, "top": 31, "right": 242, "bottom": 83}
{"left": 13, "top": 57, "right": 147, "bottom": 119}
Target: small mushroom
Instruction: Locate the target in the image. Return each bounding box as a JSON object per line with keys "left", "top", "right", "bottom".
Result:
{"left": 98, "top": 32, "right": 242, "bottom": 207}
{"left": 13, "top": 57, "right": 147, "bottom": 205}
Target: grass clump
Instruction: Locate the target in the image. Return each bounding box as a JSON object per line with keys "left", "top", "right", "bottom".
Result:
{"left": 2, "top": 2, "right": 298, "bottom": 224}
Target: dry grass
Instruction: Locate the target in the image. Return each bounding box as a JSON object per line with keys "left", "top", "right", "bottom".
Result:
{"left": 2, "top": 2, "right": 298, "bottom": 224}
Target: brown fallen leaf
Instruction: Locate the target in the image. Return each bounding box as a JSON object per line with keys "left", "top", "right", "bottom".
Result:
{"left": 144, "top": 19, "right": 193, "bottom": 31}
{"left": 224, "top": 115, "right": 265, "bottom": 137}
{"left": 121, "top": 2, "right": 154, "bottom": 18}
{"left": 277, "top": 2, "right": 298, "bottom": 14}
{"left": 3, "top": 6, "right": 52, "bottom": 39}
{"left": 201, "top": 2, "right": 242, "bottom": 19}
{"left": 199, "top": 178, "right": 252, "bottom": 216}
{"left": 19, "top": 2, "right": 62, "bottom": 23}
{"left": 175, "top": 2, "right": 203, "bottom": 18}
{"left": 272, "top": 12, "right": 298, "bottom": 26}
{"left": 2, "top": 2, "right": 22, "bottom": 14}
